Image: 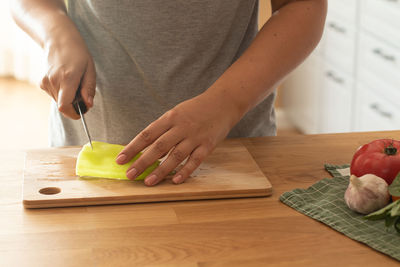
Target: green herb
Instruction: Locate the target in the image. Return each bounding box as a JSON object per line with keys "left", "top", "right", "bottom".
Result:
{"left": 365, "top": 200, "right": 400, "bottom": 233}
{"left": 391, "top": 201, "right": 400, "bottom": 217}
{"left": 364, "top": 172, "right": 400, "bottom": 233}
{"left": 364, "top": 201, "right": 398, "bottom": 221}
{"left": 395, "top": 217, "right": 400, "bottom": 233}
{"left": 389, "top": 172, "right": 400, "bottom": 198}
{"left": 385, "top": 214, "right": 397, "bottom": 228}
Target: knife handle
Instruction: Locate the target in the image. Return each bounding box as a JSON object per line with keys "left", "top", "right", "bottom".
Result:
{"left": 72, "top": 86, "right": 88, "bottom": 115}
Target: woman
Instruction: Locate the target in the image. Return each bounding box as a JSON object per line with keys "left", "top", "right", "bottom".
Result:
{"left": 11, "top": 0, "right": 327, "bottom": 186}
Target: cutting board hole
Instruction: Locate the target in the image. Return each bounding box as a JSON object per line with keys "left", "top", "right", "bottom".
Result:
{"left": 39, "top": 187, "right": 61, "bottom": 195}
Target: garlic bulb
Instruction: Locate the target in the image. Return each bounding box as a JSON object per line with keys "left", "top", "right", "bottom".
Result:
{"left": 344, "top": 174, "right": 390, "bottom": 214}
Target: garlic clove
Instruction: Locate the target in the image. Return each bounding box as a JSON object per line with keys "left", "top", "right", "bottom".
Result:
{"left": 344, "top": 174, "right": 390, "bottom": 214}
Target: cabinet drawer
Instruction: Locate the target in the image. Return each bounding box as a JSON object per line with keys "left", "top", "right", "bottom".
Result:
{"left": 359, "top": 32, "right": 400, "bottom": 88}
{"left": 358, "top": 66, "right": 400, "bottom": 106}
{"left": 322, "top": 14, "right": 357, "bottom": 74}
{"left": 282, "top": 54, "right": 322, "bottom": 134}
{"left": 355, "top": 84, "right": 400, "bottom": 131}
{"left": 328, "top": 0, "right": 358, "bottom": 24}
{"left": 319, "top": 63, "right": 353, "bottom": 133}
{"left": 361, "top": 0, "right": 400, "bottom": 48}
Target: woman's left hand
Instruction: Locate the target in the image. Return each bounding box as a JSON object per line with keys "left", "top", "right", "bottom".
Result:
{"left": 115, "top": 90, "right": 241, "bottom": 186}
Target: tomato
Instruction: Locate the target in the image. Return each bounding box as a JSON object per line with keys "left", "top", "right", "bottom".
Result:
{"left": 350, "top": 139, "right": 400, "bottom": 185}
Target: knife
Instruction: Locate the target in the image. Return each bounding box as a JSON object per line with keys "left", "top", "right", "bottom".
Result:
{"left": 73, "top": 87, "right": 93, "bottom": 150}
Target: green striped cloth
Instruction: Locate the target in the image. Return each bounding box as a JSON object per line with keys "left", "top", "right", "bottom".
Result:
{"left": 280, "top": 164, "right": 400, "bottom": 261}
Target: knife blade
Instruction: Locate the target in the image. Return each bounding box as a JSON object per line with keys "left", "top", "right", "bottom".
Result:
{"left": 73, "top": 88, "right": 93, "bottom": 150}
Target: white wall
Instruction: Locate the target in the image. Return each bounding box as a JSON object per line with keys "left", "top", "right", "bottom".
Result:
{"left": 0, "top": 1, "right": 45, "bottom": 84}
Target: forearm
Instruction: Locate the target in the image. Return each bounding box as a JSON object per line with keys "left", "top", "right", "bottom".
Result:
{"left": 206, "top": 0, "right": 327, "bottom": 126}
{"left": 11, "top": 0, "right": 96, "bottom": 119}
{"left": 10, "top": 0, "right": 81, "bottom": 48}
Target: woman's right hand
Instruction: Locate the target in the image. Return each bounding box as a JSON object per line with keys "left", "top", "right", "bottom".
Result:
{"left": 10, "top": 0, "right": 95, "bottom": 119}
{"left": 40, "top": 31, "right": 96, "bottom": 120}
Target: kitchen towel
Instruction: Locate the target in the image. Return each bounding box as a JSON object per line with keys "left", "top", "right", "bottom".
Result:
{"left": 280, "top": 164, "right": 400, "bottom": 262}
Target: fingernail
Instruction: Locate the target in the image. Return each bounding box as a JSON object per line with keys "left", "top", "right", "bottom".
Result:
{"left": 88, "top": 96, "right": 93, "bottom": 107}
{"left": 145, "top": 174, "right": 158, "bottom": 186}
{"left": 126, "top": 168, "right": 137, "bottom": 179}
{"left": 172, "top": 175, "right": 184, "bottom": 184}
{"left": 116, "top": 154, "right": 127, "bottom": 164}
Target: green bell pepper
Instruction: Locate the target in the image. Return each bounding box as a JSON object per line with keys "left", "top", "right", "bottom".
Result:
{"left": 76, "top": 141, "right": 160, "bottom": 180}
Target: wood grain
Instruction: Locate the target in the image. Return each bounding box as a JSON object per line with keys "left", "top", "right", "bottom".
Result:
{"left": 22, "top": 139, "right": 272, "bottom": 208}
{"left": 1, "top": 131, "right": 400, "bottom": 266}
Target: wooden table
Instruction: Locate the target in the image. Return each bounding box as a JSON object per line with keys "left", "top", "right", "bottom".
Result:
{"left": 1, "top": 131, "right": 399, "bottom": 266}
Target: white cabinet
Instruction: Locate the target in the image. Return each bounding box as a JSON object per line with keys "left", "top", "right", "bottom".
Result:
{"left": 355, "top": 0, "right": 400, "bottom": 132}
{"left": 328, "top": 0, "right": 358, "bottom": 24}
{"left": 320, "top": 63, "right": 353, "bottom": 133}
{"left": 322, "top": 14, "right": 357, "bottom": 75}
{"left": 358, "top": 32, "right": 400, "bottom": 88}
{"left": 281, "top": 54, "right": 322, "bottom": 134}
{"left": 360, "top": 0, "right": 400, "bottom": 48}
{"left": 281, "top": 0, "right": 400, "bottom": 134}
{"left": 355, "top": 84, "right": 400, "bottom": 131}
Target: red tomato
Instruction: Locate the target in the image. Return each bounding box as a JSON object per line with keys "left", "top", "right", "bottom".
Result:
{"left": 350, "top": 139, "right": 400, "bottom": 185}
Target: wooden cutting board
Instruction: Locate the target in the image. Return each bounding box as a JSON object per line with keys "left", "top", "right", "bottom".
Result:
{"left": 23, "top": 139, "right": 272, "bottom": 208}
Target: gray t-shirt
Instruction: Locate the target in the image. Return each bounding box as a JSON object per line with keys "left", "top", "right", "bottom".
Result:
{"left": 49, "top": 0, "right": 276, "bottom": 147}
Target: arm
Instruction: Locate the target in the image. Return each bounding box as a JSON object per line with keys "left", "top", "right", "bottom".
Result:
{"left": 209, "top": 0, "right": 327, "bottom": 121}
{"left": 11, "top": 0, "right": 95, "bottom": 119}
{"left": 117, "top": 0, "right": 327, "bottom": 186}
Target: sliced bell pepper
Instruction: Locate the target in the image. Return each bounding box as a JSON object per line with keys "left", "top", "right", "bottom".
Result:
{"left": 75, "top": 141, "right": 159, "bottom": 180}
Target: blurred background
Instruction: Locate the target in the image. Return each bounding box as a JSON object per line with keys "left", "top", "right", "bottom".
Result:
{"left": 0, "top": 0, "right": 398, "bottom": 150}
{"left": 281, "top": 0, "right": 400, "bottom": 135}
{"left": 0, "top": 0, "right": 48, "bottom": 150}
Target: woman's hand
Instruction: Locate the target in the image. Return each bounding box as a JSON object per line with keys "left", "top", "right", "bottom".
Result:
{"left": 11, "top": 0, "right": 96, "bottom": 119}
{"left": 40, "top": 31, "right": 96, "bottom": 119}
{"left": 116, "top": 91, "right": 241, "bottom": 186}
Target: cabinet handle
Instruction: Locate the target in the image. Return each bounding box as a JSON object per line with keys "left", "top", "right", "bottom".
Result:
{"left": 325, "top": 71, "right": 344, "bottom": 84}
{"left": 383, "top": 0, "right": 398, "bottom": 3}
{"left": 372, "top": 48, "right": 396, "bottom": 62}
{"left": 327, "top": 22, "right": 346, "bottom": 34}
{"left": 370, "top": 103, "right": 393, "bottom": 119}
